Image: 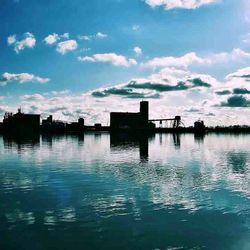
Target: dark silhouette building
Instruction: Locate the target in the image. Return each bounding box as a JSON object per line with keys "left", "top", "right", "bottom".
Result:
{"left": 3, "top": 109, "right": 40, "bottom": 136}
{"left": 41, "top": 115, "right": 66, "bottom": 133}
{"left": 66, "top": 118, "right": 85, "bottom": 132}
{"left": 194, "top": 120, "right": 206, "bottom": 133}
{"left": 110, "top": 101, "right": 152, "bottom": 130}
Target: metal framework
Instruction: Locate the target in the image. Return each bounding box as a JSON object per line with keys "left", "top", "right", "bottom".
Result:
{"left": 149, "top": 116, "right": 185, "bottom": 128}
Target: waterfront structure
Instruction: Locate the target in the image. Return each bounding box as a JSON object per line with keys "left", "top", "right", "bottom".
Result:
{"left": 149, "top": 115, "right": 184, "bottom": 129}
{"left": 41, "top": 115, "right": 65, "bottom": 133}
{"left": 41, "top": 115, "right": 85, "bottom": 133}
{"left": 110, "top": 101, "right": 151, "bottom": 130}
{"left": 194, "top": 120, "right": 206, "bottom": 133}
{"left": 66, "top": 118, "right": 85, "bottom": 132}
{"left": 3, "top": 108, "right": 40, "bottom": 135}
{"left": 3, "top": 101, "right": 250, "bottom": 135}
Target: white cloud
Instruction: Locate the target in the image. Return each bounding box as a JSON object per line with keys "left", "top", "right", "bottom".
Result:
{"left": 134, "top": 46, "right": 142, "bottom": 56}
{"left": 78, "top": 56, "right": 96, "bottom": 62}
{"left": 96, "top": 32, "right": 108, "bottom": 39}
{"left": 78, "top": 32, "right": 108, "bottom": 41}
{"left": 7, "top": 35, "right": 16, "bottom": 45}
{"left": 144, "top": 0, "right": 217, "bottom": 10}
{"left": 143, "top": 48, "right": 250, "bottom": 69}
{"left": 78, "top": 35, "right": 91, "bottom": 41}
{"left": 231, "top": 48, "right": 250, "bottom": 59}
{"left": 212, "top": 48, "right": 250, "bottom": 62}
{"left": 224, "top": 67, "right": 250, "bottom": 89}
{"left": 44, "top": 33, "right": 70, "bottom": 45}
{"left": 8, "top": 32, "right": 36, "bottom": 53}
{"left": 49, "top": 90, "right": 71, "bottom": 96}
{"left": 56, "top": 40, "right": 78, "bottom": 54}
{"left": 0, "top": 72, "right": 50, "bottom": 86}
{"left": 225, "top": 67, "right": 250, "bottom": 80}
{"left": 78, "top": 53, "right": 137, "bottom": 67}
{"left": 44, "top": 33, "right": 60, "bottom": 45}
{"left": 143, "top": 52, "right": 210, "bottom": 68}
{"left": 21, "top": 94, "right": 45, "bottom": 101}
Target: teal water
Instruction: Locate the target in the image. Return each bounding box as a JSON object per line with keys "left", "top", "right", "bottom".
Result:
{"left": 0, "top": 133, "right": 249, "bottom": 250}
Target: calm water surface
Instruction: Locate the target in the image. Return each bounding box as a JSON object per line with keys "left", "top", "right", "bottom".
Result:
{"left": 0, "top": 133, "right": 249, "bottom": 250}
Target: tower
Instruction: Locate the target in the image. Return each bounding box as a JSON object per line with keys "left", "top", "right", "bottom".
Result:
{"left": 140, "top": 101, "right": 149, "bottom": 125}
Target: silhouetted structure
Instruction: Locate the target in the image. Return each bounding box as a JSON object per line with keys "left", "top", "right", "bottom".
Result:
{"left": 41, "top": 115, "right": 66, "bottom": 133}
{"left": 66, "top": 118, "right": 85, "bottom": 132}
{"left": 110, "top": 101, "right": 153, "bottom": 130}
{"left": 149, "top": 116, "right": 184, "bottom": 129}
{"left": 3, "top": 109, "right": 40, "bottom": 136}
{"left": 194, "top": 120, "right": 206, "bottom": 133}
{"left": 1, "top": 101, "right": 250, "bottom": 136}
{"left": 41, "top": 115, "right": 85, "bottom": 133}
{"left": 207, "top": 125, "right": 250, "bottom": 133}
{"left": 94, "top": 123, "right": 102, "bottom": 130}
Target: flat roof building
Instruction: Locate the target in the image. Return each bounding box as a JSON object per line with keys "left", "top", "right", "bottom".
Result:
{"left": 3, "top": 109, "right": 40, "bottom": 136}
{"left": 110, "top": 101, "right": 150, "bottom": 130}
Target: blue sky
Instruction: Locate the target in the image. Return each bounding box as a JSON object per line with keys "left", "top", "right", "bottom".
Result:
{"left": 1, "top": 0, "right": 250, "bottom": 125}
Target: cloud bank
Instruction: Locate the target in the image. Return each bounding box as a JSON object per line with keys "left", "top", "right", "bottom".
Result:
{"left": 78, "top": 53, "right": 137, "bottom": 67}
{"left": 144, "top": 0, "right": 217, "bottom": 10}
{"left": 220, "top": 95, "right": 250, "bottom": 107}
{"left": 0, "top": 73, "right": 50, "bottom": 86}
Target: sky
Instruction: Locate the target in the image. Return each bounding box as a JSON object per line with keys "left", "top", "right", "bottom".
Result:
{"left": 1, "top": 0, "right": 250, "bottom": 126}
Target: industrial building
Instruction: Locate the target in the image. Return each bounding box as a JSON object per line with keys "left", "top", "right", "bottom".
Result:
{"left": 66, "top": 118, "right": 85, "bottom": 132}
{"left": 110, "top": 101, "right": 152, "bottom": 130}
{"left": 3, "top": 109, "right": 40, "bottom": 135}
{"left": 194, "top": 120, "right": 206, "bottom": 133}
{"left": 0, "top": 101, "right": 211, "bottom": 135}
{"left": 41, "top": 115, "right": 65, "bottom": 133}
{"left": 41, "top": 115, "right": 85, "bottom": 133}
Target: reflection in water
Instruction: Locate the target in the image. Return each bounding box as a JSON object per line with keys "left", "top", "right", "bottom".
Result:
{"left": 77, "top": 133, "right": 84, "bottom": 146}
{"left": 173, "top": 133, "right": 181, "bottom": 148}
{"left": 3, "top": 134, "right": 40, "bottom": 153}
{"left": 110, "top": 132, "right": 151, "bottom": 161}
{"left": 42, "top": 133, "right": 85, "bottom": 148}
{"left": 0, "top": 133, "right": 249, "bottom": 250}
{"left": 194, "top": 133, "right": 205, "bottom": 144}
{"left": 42, "top": 134, "right": 53, "bottom": 148}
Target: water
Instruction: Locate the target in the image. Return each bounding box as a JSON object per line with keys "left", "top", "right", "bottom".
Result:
{"left": 0, "top": 133, "right": 249, "bottom": 250}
